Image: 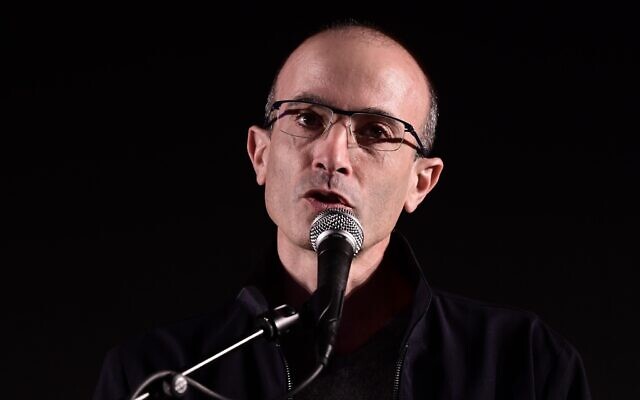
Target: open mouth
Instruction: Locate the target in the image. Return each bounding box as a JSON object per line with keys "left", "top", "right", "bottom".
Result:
{"left": 306, "top": 190, "right": 350, "bottom": 207}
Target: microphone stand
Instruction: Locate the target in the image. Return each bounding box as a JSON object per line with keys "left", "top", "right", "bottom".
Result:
{"left": 128, "top": 209, "right": 360, "bottom": 400}
{"left": 128, "top": 258, "right": 351, "bottom": 399}
{"left": 128, "top": 304, "right": 299, "bottom": 400}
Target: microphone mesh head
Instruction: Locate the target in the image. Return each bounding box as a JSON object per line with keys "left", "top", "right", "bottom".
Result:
{"left": 309, "top": 208, "right": 364, "bottom": 255}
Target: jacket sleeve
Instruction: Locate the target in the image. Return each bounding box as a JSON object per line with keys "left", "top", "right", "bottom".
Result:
{"left": 531, "top": 319, "right": 592, "bottom": 400}
{"left": 550, "top": 345, "right": 592, "bottom": 400}
{"left": 93, "top": 346, "right": 131, "bottom": 400}
{"left": 565, "top": 350, "right": 592, "bottom": 400}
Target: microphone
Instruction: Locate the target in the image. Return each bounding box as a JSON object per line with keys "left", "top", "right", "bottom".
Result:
{"left": 307, "top": 207, "right": 364, "bottom": 365}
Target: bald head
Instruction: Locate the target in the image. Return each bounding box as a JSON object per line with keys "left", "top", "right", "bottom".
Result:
{"left": 265, "top": 24, "right": 438, "bottom": 152}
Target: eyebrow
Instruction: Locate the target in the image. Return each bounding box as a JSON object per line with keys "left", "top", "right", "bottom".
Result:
{"left": 291, "top": 92, "right": 399, "bottom": 120}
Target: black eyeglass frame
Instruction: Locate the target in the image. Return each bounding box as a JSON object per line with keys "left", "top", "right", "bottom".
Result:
{"left": 265, "top": 100, "right": 430, "bottom": 158}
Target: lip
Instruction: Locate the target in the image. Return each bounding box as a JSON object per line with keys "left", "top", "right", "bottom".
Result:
{"left": 303, "top": 189, "right": 354, "bottom": 212}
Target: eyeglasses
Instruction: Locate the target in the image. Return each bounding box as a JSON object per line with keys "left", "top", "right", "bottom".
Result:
{"left": 265, "top": 100, "right": 429, "bottom": 157}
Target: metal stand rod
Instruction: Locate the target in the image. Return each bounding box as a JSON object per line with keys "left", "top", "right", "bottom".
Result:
{"left": 130, "top": 304, "right": 300, "bottom": 400}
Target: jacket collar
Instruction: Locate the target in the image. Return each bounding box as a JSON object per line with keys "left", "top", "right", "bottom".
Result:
{"left": 390, "top": 230, "right": 434, "bottom": 346}
{"left": 239, "top": 230, "right": 433, "bottom": 339}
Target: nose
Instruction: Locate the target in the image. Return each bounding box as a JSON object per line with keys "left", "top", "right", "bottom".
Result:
{"left": 311, "top": 117, "right": 354, "bottom": 176}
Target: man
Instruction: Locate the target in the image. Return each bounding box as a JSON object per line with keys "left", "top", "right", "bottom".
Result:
{"left": 94, "top": 22, "right": 591, "bottom": 400}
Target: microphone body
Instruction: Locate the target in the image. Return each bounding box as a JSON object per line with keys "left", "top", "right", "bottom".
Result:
{"left": 307, "top": 208, "right": 364, "bottom": 365}
{"left": 316, "top": 233, "right": 354, "bottom": 320}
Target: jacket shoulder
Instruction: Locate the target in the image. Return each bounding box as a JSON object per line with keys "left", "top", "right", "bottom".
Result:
{"left": 93, "top": 286, "right": 269, "bottom": 400}
{"left": 429, "top": 288, "right": 578, "bottom": 354}
{"left": 415, "top": 289, "right": 591, "bottom": 399}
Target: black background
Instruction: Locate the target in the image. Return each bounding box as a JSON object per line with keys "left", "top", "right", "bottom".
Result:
{"left": 4, "top": 2, "right": 638, "bottom": 399}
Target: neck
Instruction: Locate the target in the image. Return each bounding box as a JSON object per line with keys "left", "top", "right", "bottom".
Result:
{"left": 276, "top": 231, "right": 390, "bottom": 297}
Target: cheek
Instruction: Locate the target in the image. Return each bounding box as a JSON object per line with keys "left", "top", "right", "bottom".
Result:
{"left": 266, "top": 140, "right": 301, "bottom": 183}
{"left": 263, "top": 142, "right": 303, "bottom": 212}
{"left": 263, "top": 159, "right": 289, "bottom": 230}
{"left": 359, "top": 164, "right": 412, "bottom": 236}
{"left": 374, "top": 176, "right": 409, "bottom": 213}
{"left": 264, "top": 152, "right": 289, "bottom": 201}
{"left": 367, "top": 160, "right": 412, "bottom": 206}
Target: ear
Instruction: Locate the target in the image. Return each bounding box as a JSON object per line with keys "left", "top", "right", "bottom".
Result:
{"left": 404, "top": 156, "right": 444, "bottom": 213}
{"left": 247, "top": 125, "right": 271, "bottom": 185}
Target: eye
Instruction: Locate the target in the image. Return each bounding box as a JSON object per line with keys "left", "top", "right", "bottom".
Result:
{"left": 295, "top": 110, "right": 326, "bottom": 130}
{"left": 353, "top": 121, "right": 395, "bottom": 146}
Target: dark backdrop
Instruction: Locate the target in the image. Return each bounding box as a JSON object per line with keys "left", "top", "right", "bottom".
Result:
{"left": 5, "top": 2, "right": 638, "bottom": 399}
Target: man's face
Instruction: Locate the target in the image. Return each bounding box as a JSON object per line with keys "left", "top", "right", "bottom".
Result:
{"left": 251, "top": 32, "right": 437, "bottom": 252}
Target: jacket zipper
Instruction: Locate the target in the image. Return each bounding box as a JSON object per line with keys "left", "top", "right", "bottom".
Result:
{"left": 392, "top": 344, "right": 409, "bottom": 400}
{"left": 283, "top": 355, "right": 293, "bottom": 399}
{"left": 276, "top": 342, "right": 294, "bottom": 399}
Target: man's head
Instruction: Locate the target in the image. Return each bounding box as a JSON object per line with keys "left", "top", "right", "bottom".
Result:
{"left": 248, "top": 23, "right": 443, "bottom": 255}
{"left": 264, "top": 25, "right": 439, "bottom": 153}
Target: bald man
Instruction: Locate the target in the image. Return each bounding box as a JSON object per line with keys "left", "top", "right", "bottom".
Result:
{"left": 94, "top": 23, "right": 591, "bottom": 400}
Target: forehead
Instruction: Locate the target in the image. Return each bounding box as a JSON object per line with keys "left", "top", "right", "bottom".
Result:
{"left": 275, "top": 32, "right": 429, "bottom": 125}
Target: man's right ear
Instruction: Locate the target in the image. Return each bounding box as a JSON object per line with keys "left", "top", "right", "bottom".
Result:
{"left": 247, "top": 125, "right": 271, "bottom": 185}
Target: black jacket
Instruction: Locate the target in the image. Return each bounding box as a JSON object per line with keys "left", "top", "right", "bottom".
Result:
{"left": 93, "top": 233, "right": 591, "bottom": 400}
